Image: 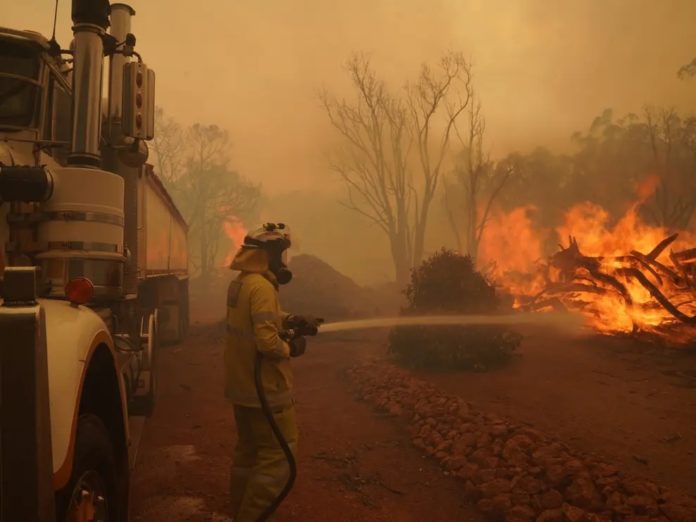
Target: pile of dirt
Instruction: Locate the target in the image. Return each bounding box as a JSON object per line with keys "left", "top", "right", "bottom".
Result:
{"left": 280, "top": 254, "right": 401, "bottom": 320}
{"left": 348, "top": 362, "right": 696, "bottom": 522}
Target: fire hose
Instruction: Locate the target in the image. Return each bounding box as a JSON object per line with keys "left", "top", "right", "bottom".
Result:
{"left": 253, "top": 318, "right": 323, "bottom": 522}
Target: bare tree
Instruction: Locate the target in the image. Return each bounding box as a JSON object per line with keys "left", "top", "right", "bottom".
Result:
{"left": 443, "top": 95, "right": 513, "bottom": 263}
{"left": 321, "top": 52, "right": 473, "bottom": 285}
{"left": 408, "top": 52, "right": 473, "bottom": 266}
{"left": 152, "top": 106, "right": 185, "bottom": 185}
{"left": 182, "top": 125, "right": 260, "bottom": 281}
{"left": 152, "top": 111, "right": 261, "bottom": 281}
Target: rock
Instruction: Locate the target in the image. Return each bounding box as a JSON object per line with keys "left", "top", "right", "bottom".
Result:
{"left": 604, "top": 491, "right": 625, "bottom": 511}
{"left": 451, "top": 433, "right": 477, "bottom": 455}
{"left": 560, "top": 503, "right": 588, "bottom": 522}
{"left": 545, "top": 465, "right": 571, "bottom": 489}
{"left": 590, "top": 462, "right": 619, "bottom": 478}
{"left": 478, "top": 494, "right": 512, "bottom": 517}
{"left": 538, "top": 489, "right": 563, "bottom": 510}
{"left": 470, "top": 448, "right": 495, "bottom": 467}
{"left": 480, "top": 478, "right": 512, "bottom": 498}
{"left": 562, "top": 459, "right": 586, "bottom": 475}
{"left": 507, "top": 434, "right": 534, "bottom": 450}
{"left": 476, "top": 433, "right": 493, "bottom": 448}
{"left": 443, "top": 455, "right": 468, "bottom": 471}
{"left": 625, "top": 494, "right": 659, "bottom": 516}
{"left": 435, "top": 440, "right": 452, "bottom": 453}
{"left": 474, "top": 468, "right": 497, "bottom": 485}
{"left": 510, "top": 489, "right": 532, "bottom": 508}
{"left": 564, "top": 477, "right": 602, "bottom": 510}
{"left": 517, "top": 427, "right": 544, "bottom": 443}
{"left": 517, "top": 475, "right": 544, "bottom": 495}
{"left": 490, "top": 423, "right": 509, "bottom": 437}
{"left": 503, "top": 446, "right": 527, "bottom": 462}
{"left": 536, "top": 509, "right": 564, "bottom": 522}
{"left": 506, "top": 504, "right": 537, "bottom": 522}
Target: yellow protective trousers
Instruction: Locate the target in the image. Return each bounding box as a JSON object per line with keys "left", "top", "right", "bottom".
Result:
{"left": 230, "top": 404, "right": 298, "bottom": 522}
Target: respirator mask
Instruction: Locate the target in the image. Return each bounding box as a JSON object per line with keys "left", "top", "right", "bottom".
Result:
{"left": 269, "top": 248, "right": 293, "bottom": 285}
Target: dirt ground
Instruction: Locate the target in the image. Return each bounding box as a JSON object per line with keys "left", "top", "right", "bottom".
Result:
{"left": 130, "top": 304, "right": 696, "bottom": 520}
{"left": 412, "top": 325, "right": 696, "bottom": 498}
{"left": 129, "top": 321, "right": 482, "bottom": 521}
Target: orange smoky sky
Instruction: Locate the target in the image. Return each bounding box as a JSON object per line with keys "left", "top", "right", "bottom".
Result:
{"left": 6, "top": 0, "right": 696, "bottom": 195}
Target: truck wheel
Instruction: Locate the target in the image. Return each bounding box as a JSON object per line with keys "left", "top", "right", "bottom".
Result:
{"left": 56, "top": 414, "right": 122, "bottom": 522}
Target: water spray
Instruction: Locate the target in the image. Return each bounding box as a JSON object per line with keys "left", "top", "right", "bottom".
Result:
{"left": 319, "top": 312, "right": 587, "bottom": 334}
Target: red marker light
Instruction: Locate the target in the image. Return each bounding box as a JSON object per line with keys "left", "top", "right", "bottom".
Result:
{"left": 65, "top": 277, "right": 94, "bottom": 305}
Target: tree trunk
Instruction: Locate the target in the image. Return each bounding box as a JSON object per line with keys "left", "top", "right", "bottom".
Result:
{"left": 389, "top": 232, "right": 411, "bottom": 288}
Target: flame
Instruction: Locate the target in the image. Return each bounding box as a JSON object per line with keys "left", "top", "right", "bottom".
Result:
{"left": 223, "top": 217, "right": 247, "bottom": 267}
{"left": 479, "top": 177, "right": 696, "bottom": 344}
{"left": 478, "top": 206, "right": 547, "bottom": 297}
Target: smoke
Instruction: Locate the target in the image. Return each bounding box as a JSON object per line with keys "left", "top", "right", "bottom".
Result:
{"left": 6, "top": 0, "right": 695, "bottom": 284}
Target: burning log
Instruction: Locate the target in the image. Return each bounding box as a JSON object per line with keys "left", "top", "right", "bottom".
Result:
{"left": 521, "top": 234, "right": 696, "bottom": 344}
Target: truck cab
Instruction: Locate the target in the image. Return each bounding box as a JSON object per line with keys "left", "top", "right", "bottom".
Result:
{"left": 0, "top": 3, "right": 188, "bottom": 521}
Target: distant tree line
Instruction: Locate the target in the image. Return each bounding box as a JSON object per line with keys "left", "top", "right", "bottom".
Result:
{"left": 152, "top": 108, "right": 261, "bottom": 282}
{"left": 497, "top": 107, "right": 696, "bottom": 242}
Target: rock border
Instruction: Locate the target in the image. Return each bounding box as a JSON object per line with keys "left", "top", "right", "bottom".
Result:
{"left": 347, "top": 362, "right": 696, "bottom": 522}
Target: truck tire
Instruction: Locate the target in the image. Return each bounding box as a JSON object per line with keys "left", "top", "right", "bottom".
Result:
{"left": 56, "top": 414, "right": 124, "bottom": 522}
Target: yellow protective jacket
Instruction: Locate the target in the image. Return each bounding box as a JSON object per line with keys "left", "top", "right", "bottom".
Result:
{"left": 225, "top": 247, "right": 293, "bottom": 408}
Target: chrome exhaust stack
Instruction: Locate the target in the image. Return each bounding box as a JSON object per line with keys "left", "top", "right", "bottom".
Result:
{"left": 68, "top": 0, "right": 110, "bottom": 167}
{"left": 108, "top": 3, "right": 135, "bottom": 137}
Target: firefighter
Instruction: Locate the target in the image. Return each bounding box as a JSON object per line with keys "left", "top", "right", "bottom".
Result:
{"left": 225, "top": 222, "right": 312, "bottom": 521}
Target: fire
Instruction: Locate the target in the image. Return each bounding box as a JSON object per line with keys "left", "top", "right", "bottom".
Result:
{"left": 479, "top": 206, "right": 543, "bottom": 274}
{"left": 480, "top": 177, "right": 696, "bottom": 345}
{"left": 223, "top": 217, "right": 247, "bottom": 267}
{"left": 478, "top": 206, "right": 547, "bottom": 296}
{"left": 555, "top": 176, "right": 691, "bottom": 258}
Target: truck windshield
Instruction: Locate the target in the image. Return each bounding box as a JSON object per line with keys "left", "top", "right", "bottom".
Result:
{"left": 0, "top": 40, "right": 41, "bottom": 128}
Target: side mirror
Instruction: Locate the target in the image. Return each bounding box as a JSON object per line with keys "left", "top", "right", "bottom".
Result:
{"left": 122, "top": 61, "right": 155, "bottom": 140}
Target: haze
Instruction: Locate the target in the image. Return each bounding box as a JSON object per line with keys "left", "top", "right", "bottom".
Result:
{"left": 6, "top": 0, "right": 695, "bottom": 283}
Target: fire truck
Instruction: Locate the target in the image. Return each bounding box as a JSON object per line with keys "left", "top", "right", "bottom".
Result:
{"left": 0, "top": 1, "right": 188, "bottom": 520}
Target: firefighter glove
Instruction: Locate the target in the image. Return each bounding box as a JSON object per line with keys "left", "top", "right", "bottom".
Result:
{"left": 286, "top": 314, "right": 323, "bottom": 336}
{"left": 289, "top": 336, "right": 307, "bottom": 357}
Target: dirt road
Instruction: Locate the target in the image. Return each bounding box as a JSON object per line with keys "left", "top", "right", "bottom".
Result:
{"left": 130, "top": 324, "right": 481, "bottom": 521}
{"left": 130, "top": 310, "right": 696, "bottom": 520}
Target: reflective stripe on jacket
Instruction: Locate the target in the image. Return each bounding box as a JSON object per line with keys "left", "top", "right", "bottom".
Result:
{"left": 225, "top": 271, "right": 292, "bottom": 408}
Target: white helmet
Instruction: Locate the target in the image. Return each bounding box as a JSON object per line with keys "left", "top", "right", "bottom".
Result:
{"left": 243, "top": 222, "right": 291, "bottom": 250}
{"left": 243, "top": 223, "right": 293, "bottom": 284}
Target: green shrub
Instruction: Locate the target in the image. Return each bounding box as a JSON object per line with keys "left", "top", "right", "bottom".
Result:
{"left": 389, "top": 249, "right": 521, "bottom": 370}
{"left": 405, "top": 249, "right": 498, "bottom": 313}
{"left": 389, "top": 325, "right": 522, "bottom": 371}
